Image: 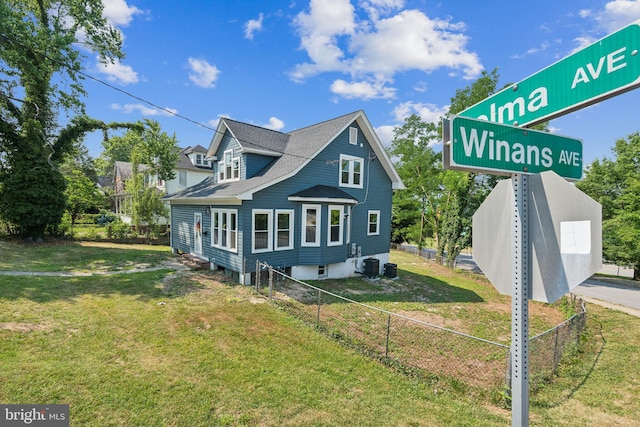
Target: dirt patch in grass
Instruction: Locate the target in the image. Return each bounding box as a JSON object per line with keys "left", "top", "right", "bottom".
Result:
{"left": 396, "top": 309, "right": 465, "bottom": 331}
{"left": 0, "top": 322, "right": 51, "bottom": 333}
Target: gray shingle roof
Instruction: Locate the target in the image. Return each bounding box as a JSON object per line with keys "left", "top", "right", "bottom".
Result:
{"left": 289, "top": 185, "right": 357, "bottom": 203}
{"left": 164, "top": 110, "right": 403, "bottom": 202}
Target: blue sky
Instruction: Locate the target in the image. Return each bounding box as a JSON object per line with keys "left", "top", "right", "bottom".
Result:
{"left": 80, "top": 0, "right": 640, "bottom": 167}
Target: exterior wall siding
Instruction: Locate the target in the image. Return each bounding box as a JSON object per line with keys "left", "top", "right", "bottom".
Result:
{"left": 164, "top": 169, "right": 211, "bottom": 194}
{"left": 240, "top": 122, "right": 393, "bottom": 272}
{"left": 171, "top": 119, "right": 395, "bottom": 283}
{"left": 244, "top": 153, "right": 275, "bottom": 179}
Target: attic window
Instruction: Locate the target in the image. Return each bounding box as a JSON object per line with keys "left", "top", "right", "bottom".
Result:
{"left": 195, "top": 154, "right": 209, "bottom": 167}
{"left": 218, "top": 149, "right": 240, "bottom": 182}
{"left": 349, "top": 127, "right": 358, "bottom": 145}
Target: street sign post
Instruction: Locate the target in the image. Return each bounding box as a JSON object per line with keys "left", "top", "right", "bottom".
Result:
{"left": 446, "top": 115, "right": 583, "bottom": 179}
{"left": 459, "top": 20, "right": 640, "bottom": 127}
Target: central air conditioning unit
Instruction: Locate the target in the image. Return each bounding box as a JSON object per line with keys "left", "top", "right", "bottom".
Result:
{"left": 363, "top": 258, "right": 379, "bottom": 279}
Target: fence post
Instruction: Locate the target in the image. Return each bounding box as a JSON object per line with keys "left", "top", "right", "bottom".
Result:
{"left": 255, "top": 260, "right": 260, "bottom": 293}
{"left": 268, "top": 266, "right": 273, "bottom": 300}
{"left": 385, "top": 314, "right": 391, "bottom": 358}
{"left": 553, "top": 327, "right": 560, "bottom": 370}
{"left": 317, "top": 290, "right": 322, "bottom": 327}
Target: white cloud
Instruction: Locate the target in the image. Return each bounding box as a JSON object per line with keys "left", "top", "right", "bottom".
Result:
{"left": 111, "top": 103, "right": 177, "bottom": 117}
{"left": 245, "top": 13, "right": 264, "bottom": 40}
{"left": 187, "top": 58, "right": 221, "bottom": 88}
{"left": 290, "top": 0, "right": 356, "bottom": 81}
{"left": 330, "top": 78, "right": 396, "bottom": 99}
{"left": 374, "top": 124, "right": 396, "bottom": 148}
{"left": 95, "top": 59, "right": 139, "bottom": 85}
{"left": 391, "top": 101, "right": 449, "bottom": 125}
{"left": 260, "top": 117, "right": 285, "bottom": 131}
{"left": 102, "top": 0, "right": 144, "bottom": 27}
{"left": 208, "top": 114, "right": 231, "bottom": 129}
{"left": 595, "top": 0, "right": 640, "bottom": 32}
{"left": 289, "top": 0, "right": 482, "bottom": 100}
{"left": 571, "top": 36, "right": 597, "bottom": 53}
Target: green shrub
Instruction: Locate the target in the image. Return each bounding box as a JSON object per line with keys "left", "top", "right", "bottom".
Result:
{"left": 108, "top": 220, "right": 133, "bottom": 239}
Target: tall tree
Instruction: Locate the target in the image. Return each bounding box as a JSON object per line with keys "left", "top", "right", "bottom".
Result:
{"left": 120, "top": 120, "right": 179, "bottom": 229}
{"left": 389, "top": 115, "right": 441, "bottom": 249}
{"left": 0, "top": 0, "right": 127, "bottom": 237}
{"left": 577, "top": 133, "right": 640, "bottom": 280}
{"left": 437, "top": 69, "right": 502, "bottom": 266}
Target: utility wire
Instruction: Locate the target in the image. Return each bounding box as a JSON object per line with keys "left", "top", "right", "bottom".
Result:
{"left": 0, "top": 32, "right": 362, "bottom": 166}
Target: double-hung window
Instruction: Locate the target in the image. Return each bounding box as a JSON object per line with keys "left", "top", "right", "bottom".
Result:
{"left": 252, "top": 210, "right": 273, "bottom": 253}
{"left": 368, "top": 210, "right": 380, "bottom": 235}
{"left": 211, "top": 209, "right": 238, "bottom": 252}
{"left": 275, "top": 210, "right": 294, "bottom": 250}
{"left": 218, "top": 149, "right": 240, "bottom": 182}
{"left": 328, "top": 205, "right": 344, "bottom": 246}
{"left": 339, "top": 154, "right": 363, "bottom": 188}
{"left": 302, "top": 204, "right": 321, "bottom": 247}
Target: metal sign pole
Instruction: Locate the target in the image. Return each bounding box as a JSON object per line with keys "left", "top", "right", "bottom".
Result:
{"left": 511, "top": 173, "right": 529, "bottom": 427}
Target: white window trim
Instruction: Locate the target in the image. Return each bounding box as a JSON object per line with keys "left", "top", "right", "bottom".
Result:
{"left": 252, "top": 209, "right": 273, "bottom": 253}
{"left": 349, "top": 127, "right": 358, "bottom": 145}
{"left": 275, "top": 209, "right": 295, "bottom": 251}
{"left": 211, "top": 209, "right": 238, "bottom": 253}
{"left": 327, "top": 205, "right": 344, "bottom": 246}
{"left": 301, "top": 204, "right": 321, "bottom": 247}
{"left": 218, "top": 149, "right": 240, "bottom": 183}
{"left": 339, "top": 154, "right": 364, "bottom": 189}
{"left": 368, "top": 210, "right": 380, "bottom": 236}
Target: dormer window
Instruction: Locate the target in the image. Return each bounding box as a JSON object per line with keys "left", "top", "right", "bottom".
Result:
{"left": 195, "top": 153, "right": 210, "bottom": 167}
{"left": 218, "top": 149, "right": 240, "bottom": 182}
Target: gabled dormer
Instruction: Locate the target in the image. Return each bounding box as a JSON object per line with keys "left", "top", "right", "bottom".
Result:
{"left": 182, "top": 145, "right": 211, "bottom": 169}
{"left": 207, "top": 118, "right": 289, "bottom": 183}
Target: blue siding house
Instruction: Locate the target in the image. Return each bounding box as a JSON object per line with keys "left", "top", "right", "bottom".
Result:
{"left": 164, "top": 110, "right": 404, "bottom": 284}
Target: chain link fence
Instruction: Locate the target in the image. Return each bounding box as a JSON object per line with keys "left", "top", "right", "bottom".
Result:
{"left": 255, "top": 261, "right": 587, "bottom": 398}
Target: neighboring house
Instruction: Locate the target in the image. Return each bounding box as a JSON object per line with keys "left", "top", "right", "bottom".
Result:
{"left": 164, "top": 110, "right": 404, "bottom": 285}
{"left": 113, "top": 146, "right": 211, "bottom": 223}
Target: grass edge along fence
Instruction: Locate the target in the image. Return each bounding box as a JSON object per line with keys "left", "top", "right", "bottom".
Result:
{"left": 255, "top": 261, "right": 587, "bottom": 402}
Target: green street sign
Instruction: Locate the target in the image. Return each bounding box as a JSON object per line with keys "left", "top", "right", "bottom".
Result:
{"left": 460, "top": 20, "right": 640, "bottom": 127}
{"left": 445, "top": 115, "right": 583, "bottom": 179}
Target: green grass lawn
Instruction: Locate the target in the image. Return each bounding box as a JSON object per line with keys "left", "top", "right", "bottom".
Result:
{"left": 0, "top": 240, "right": 638, "bottom": 426}
{"left": 0, "top": 240, "right": 173, "bottom": 272}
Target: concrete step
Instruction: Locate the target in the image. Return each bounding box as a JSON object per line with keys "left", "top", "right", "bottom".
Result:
{"left": 178, "top": 254, "right": 209, "bottom": 271}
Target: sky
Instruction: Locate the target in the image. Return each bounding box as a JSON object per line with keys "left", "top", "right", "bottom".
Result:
{"left": 78, "top": 0, "right": 640, "bottom": 168}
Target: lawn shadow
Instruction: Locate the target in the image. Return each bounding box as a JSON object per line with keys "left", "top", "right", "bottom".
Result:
{"left": 271, "top": 267, "right": 484, "bottom": 306}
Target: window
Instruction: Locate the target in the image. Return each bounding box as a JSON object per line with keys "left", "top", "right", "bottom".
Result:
{"left": 328, "top": 205, "right": 344, "bottom": 246}
{"left": 339, "top": 154, "right": 363, "bottom": 188}
{"left": 318, "top": 265, "right": 328, "bottom": 278}
{"left": 178, "top": 171, "right": 187, "bottom": 187}
{"left": 302, "top": 204, "right": 321, "bottom": 247}
{"left": 218, "top": 149, "right": 240, "bottom": 182}
{"left": 349, "top": 127, "right": 358, "bottom": 145}
{"left": 275, "top": 210, "right": 294, "bottom": 250}
{"left": 368, "top": 210, "right": 380, "bottom": 235}
{"left": 195, "top": 153, "right": 210, "bottom": 167}
{"left": 252, "top": 210, "right": 273, "bottom": 253}
{"left": 232, "top": 158, "right": 240, "bottom": 179}
{"left": 211, "top": 209, "right": 237, "bottom": 252}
